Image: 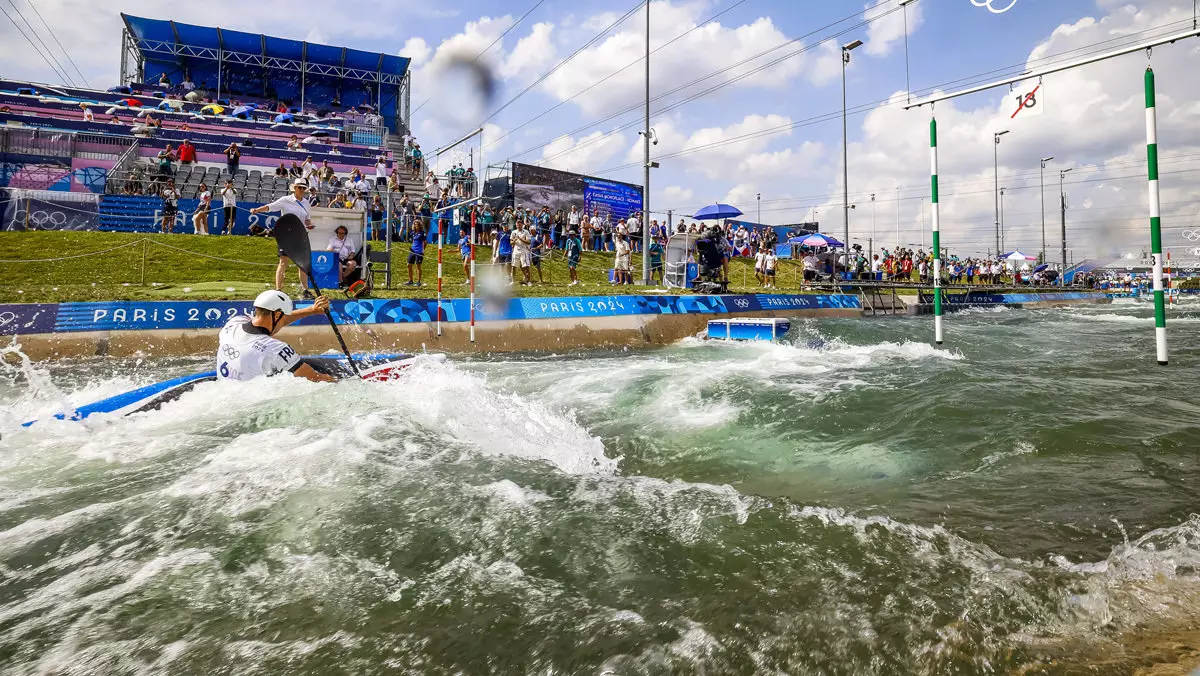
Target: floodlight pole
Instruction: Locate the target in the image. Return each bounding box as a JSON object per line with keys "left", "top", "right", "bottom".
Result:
{"left": 642, "top": 0, "right": 651, "bottom": 286}
{"left": 841, "top": 39, "right": 862, "bottom": 275}
{"left": 1039, "top": 156, "right": 1053, "bottom": 264}
{"left": 1059, "top": 167, "right": 1071, "bottom": 288}
{"left": 993, "top": 130, "right": 1009, "bottom": 255}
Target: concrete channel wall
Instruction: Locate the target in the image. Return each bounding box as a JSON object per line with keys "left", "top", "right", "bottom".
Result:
{"left": 0, "top": 290, "right": 1112, "bottom": 361}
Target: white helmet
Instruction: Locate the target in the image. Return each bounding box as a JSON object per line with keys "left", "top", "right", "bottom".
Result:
{"left": 253, "top": 290, "right": 293, "bottom": 314}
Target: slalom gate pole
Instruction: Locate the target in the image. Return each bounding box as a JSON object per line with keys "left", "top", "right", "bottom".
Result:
{"left": 930, "top": 115, "right": 944, "bottom": 345}
{"left": 1145, "top": 67, "right": 1167, "bottom": 365}
{"left": 437, "top": 210, "right": 444, "bottom": 337}
{"left": 469, "top": 209, "right": 477, "bottom": 344}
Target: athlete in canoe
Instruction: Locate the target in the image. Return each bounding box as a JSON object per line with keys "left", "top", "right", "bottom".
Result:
{"left": 217, "top": 290, "right": 335, "bottom": 382}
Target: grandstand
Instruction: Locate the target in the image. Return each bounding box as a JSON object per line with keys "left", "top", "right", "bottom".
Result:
{"left": 0, "top": 15, "right": 469, "bottom": 235}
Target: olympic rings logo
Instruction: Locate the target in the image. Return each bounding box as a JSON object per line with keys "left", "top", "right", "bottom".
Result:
{"left": 971, "top": 0, "right": 1018, "bottom": 13}
{"left": 1190, "top": 247, "right": 1200, "bottom": 257}
{"left": 1182, "top": 230, "right": 1200, "bottom": 241}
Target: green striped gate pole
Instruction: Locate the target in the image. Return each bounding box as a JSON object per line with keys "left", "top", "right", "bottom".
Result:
{"left": 930, "top": 116, "right": 944, "bottom": 344}
{"left": 1145, "top": 67, "right": 1167, "bottom": 365}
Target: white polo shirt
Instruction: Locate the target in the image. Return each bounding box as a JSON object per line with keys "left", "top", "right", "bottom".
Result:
{"left": 264, "top": 194, "right": 311, "bottom": 222}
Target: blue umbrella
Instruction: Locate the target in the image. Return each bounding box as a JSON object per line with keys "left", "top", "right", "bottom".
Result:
{"left": 787, "top": 233, "right": 844, "bottom": 248}
{"left": 309, "top": 129, "right": 332, "bottom": 138}
{"left": 692, "top": 203, "right": 742, "bottom": 220}
{"left": 107, "top": 85, "right": 131, "bottom": 95}
{"left": 1033, "top": 263, "right": 1049, "bottom": 272}
{"left": 273, "top": 113, "right": 294, "bottom": 124}
{"left": 231, "top": 105, "right": 254, "bottom": 119}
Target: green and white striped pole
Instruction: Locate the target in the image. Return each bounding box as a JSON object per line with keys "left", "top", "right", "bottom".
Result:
{"left": 1145, "top": 67, "right": 1167, "bottom": 365}
{"left": 930, "top": 115, "right": 943, "bottom": 344}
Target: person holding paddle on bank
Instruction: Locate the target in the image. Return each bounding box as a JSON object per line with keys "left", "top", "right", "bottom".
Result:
{"left": 250, "top": 179, "right": 313, "bottom": 296}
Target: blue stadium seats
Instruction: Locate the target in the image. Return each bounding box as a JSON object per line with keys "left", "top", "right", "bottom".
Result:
{"left": 98, "top": 195, "right": 162, "bottom": 232}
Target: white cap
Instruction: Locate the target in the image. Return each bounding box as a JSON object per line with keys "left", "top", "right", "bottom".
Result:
{"left": 253, "top": 290, "right": 293, "bottom": 314}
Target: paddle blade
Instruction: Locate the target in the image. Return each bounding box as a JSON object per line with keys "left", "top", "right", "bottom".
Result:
{"left": 274, "top": 213, "right": 313, "bottom": 276}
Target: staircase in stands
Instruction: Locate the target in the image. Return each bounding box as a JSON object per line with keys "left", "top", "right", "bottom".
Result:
{"left": 98, "top": 194, "right": 162, "bottom": 232}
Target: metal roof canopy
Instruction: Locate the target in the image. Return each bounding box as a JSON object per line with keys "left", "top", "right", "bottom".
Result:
{"left": 120, "top": 14, "right": 409, "bottom": 87}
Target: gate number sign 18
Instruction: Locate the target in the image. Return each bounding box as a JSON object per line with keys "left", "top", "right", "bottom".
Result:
{"left": 1011, "top": 84, "right": 1042, "bottom": 118}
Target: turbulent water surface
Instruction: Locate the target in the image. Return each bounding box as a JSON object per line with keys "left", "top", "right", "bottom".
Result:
{"left": 1, "top": 300, "right": 1199, "bottom": 674}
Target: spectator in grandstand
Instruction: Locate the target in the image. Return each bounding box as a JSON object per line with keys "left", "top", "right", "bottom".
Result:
{"left": 301, "top": 157, "right": 316, "bottom": 182}
{"left": 396, "top": 193, "right": 413, "bottom": 240}
{"left": 275, "top": 163, "right": 289, "bottom": 178}
{"left": 181, "top": 76, "right": 195, "bottom": 92}
{"left": 220, "top": 179, "right": 237, "bottom": 235}
{"left": 0, "top": 105, "right": 9, "bottom": 114}
{"left": 327, "top": 225, "right": 358, "bottom": 286}
{"left": 80, "top": 104, "right": 94, "bottom": 122}
{"left": 287, "top": 135, "right": 302, "bottom": 151}
{"left": 314, "top": 161, "right": 333, "bottom": 189}
{"left": 328, "top": 191, "right": 346, "bottom": 209}
{"left": 161, "top": 179, "right": 180, "bottom": 234}
{"left": 410, "top": 144, "right": 423, "bottom": 179}
{"left": 289, "top": 162, "right": 302, "bottom": 178}
{"left": 424, "top": 170, "right": 437, "bottom": 196}
{"left": 375, "top": 156, "right": 388, "bottom": 190}
{"left": 407, "top": 222, "right": 426, "bottom": 286}
{"left": 329, "top": 144, "right": 342, "bottom": 156}
{"left": 193, "top": 182, "right": 211, "bottom": 235}
{"left": 178, "top": 139, "right": 197, "bottom": 166}
{"left": 352, "top": 173, "right": 370, "bottom": 194}
{"left": 147, "top": 115, "right": 162, "bottom": 130}
{"left": 250, "top": 178, "right": 314, "bottom": 294}
{"left": 109, "top": 115, "right": 121, "bottom": 125}
{"left": 179, "top": 122, "right": 191, "bottom": 132}
{"left": 368, "top": 194, "right": 385, "bottom": 240}
{"left": 224, "top": 142, "right": 241, "bottom": 176}
{"left": 157, "top": 145, "right": 176, "bottom": 177}
{"left": 464, "top": 167, "right": 477, "bottom": 196}
{"left": 351, "top": 191, "right": 367, "bottom": 212}
{"left": 387, "top": 171, "right": 401, "bottom": 193}
{"left": 158, "top": 72, "right": 171, "bottom": 88}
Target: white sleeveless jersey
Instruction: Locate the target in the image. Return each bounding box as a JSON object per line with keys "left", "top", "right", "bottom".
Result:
{"left": 216, "top": 316, "right": 301, "bottom": 381}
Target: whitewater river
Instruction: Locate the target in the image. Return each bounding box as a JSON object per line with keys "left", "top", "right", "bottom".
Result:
{"left": 1, "top": 300, "right": 1198, "bottom": 674}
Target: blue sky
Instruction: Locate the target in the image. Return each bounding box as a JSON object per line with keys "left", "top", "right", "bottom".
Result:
{"left": 2, "top": 0, "right": 1198, "bottom": 259}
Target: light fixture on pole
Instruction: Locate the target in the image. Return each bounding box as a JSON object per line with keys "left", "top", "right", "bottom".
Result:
{"left": 756, "top": 192, "right": 761, "bottom": 224}
{"left": 993, "top": 130, "right": 1009, "bottom": 256}
{"left": 1060, "top": 167, "right": 1072, "bottom": 284}
{"left": 1039, "top": 156, "right": 1053, "bottom": 264}
{"left": 842, "top": 38, "right": 863, "bottom": 274}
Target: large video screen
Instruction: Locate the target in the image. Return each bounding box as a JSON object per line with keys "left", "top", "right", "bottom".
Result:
{"left": 511, "top": 162, "right": 643, "bottom": 221}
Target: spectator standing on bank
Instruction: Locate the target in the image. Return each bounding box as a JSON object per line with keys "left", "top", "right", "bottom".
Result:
{"left": 407, "top": 222, "right": 426, "bottom": 287}
{"left": 224, "top": 142, "right": 240, "bottom": 176}
{"left": 459, "top": 225, "right": 472, "bottom": 283}
{"left": 649, "top": 236, "right": 664, "bottom": 286}
{"left": 511, "top": 220, "right": 532, "bottom": 286}
{"left": 613, "top": 232, "right": 631, "bottom": 285}
{"left": 193, "top": 182, "right": 211, "bottom": 235}
{"left": 627, "top": 211, "right": 641, "bottom": 253}
{"left": 220, "top": 180, "right": 237, "bottom": 235}
{"left": 566, "top": 228, "right": 582, "bottom": 286}
{"left": 160, "top": 179, "right": 180, "bottom": 233}
{"left": 250, "top": 179, "right": 314, "bottom": 294}
{"left": 368, "top": 194, "right": 384, "bottom": 240}
{"left": 530, "top": 224, "right": 545, "bottom": 284}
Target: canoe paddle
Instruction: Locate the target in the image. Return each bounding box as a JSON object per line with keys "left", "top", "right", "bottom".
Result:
{"left": 274, "top": 213, "right": 361, "bottom": 376}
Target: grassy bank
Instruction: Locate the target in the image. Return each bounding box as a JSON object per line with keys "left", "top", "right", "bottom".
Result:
{"left": 0, "top": 231, "right": 812, "bottom": 303}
